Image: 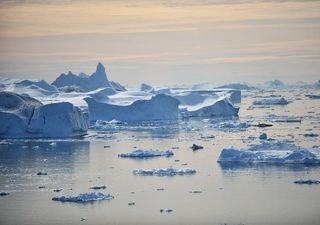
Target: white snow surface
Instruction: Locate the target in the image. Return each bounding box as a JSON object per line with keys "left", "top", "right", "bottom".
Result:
{"left": 52, "top": 192, "right": 114, "bottom": 203}
{"left": 118, "top": 149, "right": 174, "bottom": 158}
{"left": 133, "top": 167, "right": 196, "bottom": 176}
{"left": 218, "top": 141, "right": 320, "bottom": 164}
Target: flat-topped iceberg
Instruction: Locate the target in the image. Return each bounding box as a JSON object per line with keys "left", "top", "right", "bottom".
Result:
{"left": 133, "top": 167, "right": 196, "bottom": 176}
{"left": 52, "top": 192, "right": 114, "bottom": 203}
{"left": 0, "top": 92, "right": 89, "bottom": 138}
{"left": 253, "top": 97, "right": 288, "bottom": 106}
{"left": 85, "top": 94, "right": 180, "bottom": 121}
{"left": 118, "top": 149, "right": 174, "bottom": 158}
{"left": 218, "top": 141, "right": 320, "bottom": 164}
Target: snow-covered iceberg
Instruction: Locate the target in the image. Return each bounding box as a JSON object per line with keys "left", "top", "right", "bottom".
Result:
{"left": 0, "top": 77, "right": 58, "bottom": 98}
{"left": 133, "top": 167, "right": 196, "bottom": 176}
{"left": 0, "top": 92, "right": 89, "bottom": 138}
{"left": 85, "top": 93, "right": 180, "bottom": 121}
{"left": 52, "top": 192, "right": 114, "bottom": 203}
{"left": 218, "top": 141, "right": 320, "bottom": 164}
{"left": 118, "top": 149, "right": 173, "bottom": 158}
{"left": 179, "top": 95, "right": 239, "bottom": 118}
{"left": 52, "top": 62, "right": 126, "bottom": 92}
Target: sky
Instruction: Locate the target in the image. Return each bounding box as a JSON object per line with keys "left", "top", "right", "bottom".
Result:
{"left": 0, "top": 0, "right": 319, "bottom": 86}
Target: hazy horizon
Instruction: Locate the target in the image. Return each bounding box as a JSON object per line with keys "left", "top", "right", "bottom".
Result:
{"left": 0, "top": 0, "right": 319, "bottom": 86}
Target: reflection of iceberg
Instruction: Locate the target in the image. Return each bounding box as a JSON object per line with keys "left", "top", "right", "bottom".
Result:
{"left": 218, "top": 141, "right": 320, "bottom": 164}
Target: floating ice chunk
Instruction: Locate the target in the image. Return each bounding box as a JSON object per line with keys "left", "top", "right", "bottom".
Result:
{"left": 303, "top": 133, "right": 319, "bottom": 138}
{"left": 294, "top": 179, "right": 320, "bottom": 184}
{"left": 53, "top": 188, "right": 62, "bottom": 192}
{"left": 37, "top": 172, "right": 47, "bottom": 176}
{"left": 0, "top": 192, "right": 10, "bottom": 196}
{"left": 160, "top": 208, "right": 173, "bottom": 213}
{"left": 191, "top": 144, "right": 203, "bottom": 151}
{"left": 305, "top": 94, "right": 320, "bottom": 99}
{"left": 133, "top": 168, "right": 196, "bottom": 176}
{"left": 52, "top": 192, "right": 114, "bottom": 203}
{"left": 118, "top": 149, "right": 173, "bottom": 158}
{"left": 218, "top": 141, "right": 320, "bottom": 164}
{"left": 253, "top": 97, "right": 288, "bottom": 106}
{"left": 90, "top": 185, "right": 106, "bottom": 190}
{"left": 259, "top": 133, "right": 267, "bottom": 140}
{"left": 211, "top": 121, "right": 249, "bottom": 129}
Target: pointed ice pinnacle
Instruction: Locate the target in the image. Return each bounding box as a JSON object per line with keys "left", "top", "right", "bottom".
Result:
{"left": 90, "top": 62, "right": 110, "bottom": 88}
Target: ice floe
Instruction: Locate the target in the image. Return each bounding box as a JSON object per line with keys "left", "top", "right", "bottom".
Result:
{"left": 52, "top": 192, "right": 114, "bottom": 203}
{"left": 133, "top": 168, "right": 196, "bottom": 176}
{"left": 218, "top": 141, "right": 320, "bottom": 164}
{"left": 118, "top": 149, "right": 174, "bottom": 158}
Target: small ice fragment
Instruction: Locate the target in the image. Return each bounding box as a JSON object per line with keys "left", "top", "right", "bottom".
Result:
{"left": 303, "top": 133, "right": 319, "bottom": 138}
{"left": 37, "top": 172, "right": 47, "bottom": 176}
{"left": 0, "top": 192, "right": 10, "bottom": 196}
{"left": 53, "top": 188, "right": 62, "bottom": 192}
{"left": 80, "top": 217, "right": 86, "bottom": 221}
{"left": 189, "top": 190, "right": 202, "bottom": 193}
{"left": 90, "top": 185, "right": 106, "bottom": 190}
{"left": 259, "top": 133, "right": 267, "bottom": 140}
{"left": 33, "top": 146, "right": 40, "bottom": 150}
{"left": 294, "top": 179, "right": 320, "bottom": 184}
{"left": 50, "top": 142, "right": 57, "bottom": 147}
{"left": 118, "top": 149, "right": 173, "bottom": 158}
{"left": 157, "top": 188, "right": 165, "bottom": 191}
{"left": 191, "top": 144, "right": 203, "bottom": 151}
{"left": 174, "top": 159, "right": 180, "bottom": 162}
{"left": 52, "top": 192, "right": 114, "bottom": 203}
{"left": 160, "top": 208, "right": 173, "bottom": 213}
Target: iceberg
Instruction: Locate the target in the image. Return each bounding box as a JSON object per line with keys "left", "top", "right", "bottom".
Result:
{"left": 0, "top": 77, "right": 58, "bottom": 98}
{"left": 85, "top": 94, "right": 180, "bottom": 121}
{"left": 0, "top": 92, "right": 89, "bottom": 138}
{"left": 218, "top": 141, "right": 320, "bottom": 164}
{"left": 133, "top": 167, "right": 196, "bottom": 176}
{"left": 118, "top": 149, "right": 174, "bottom": 158}
{"left": 179, "top": 95, "right": 239, "bottom": 118}
{"left": 52, "top": 192, "right": 114, "bottom": 203}
{"left": 140, "top": 83, "right": 154, "bottom": 93}
{"left": 52, "top": 62, "right": 126, "bottom": 92}
{"left": 252, "top": 97, "right": 288, "bottom": 106}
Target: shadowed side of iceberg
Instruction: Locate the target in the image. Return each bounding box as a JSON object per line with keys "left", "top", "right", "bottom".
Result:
{"left": 84, "top": 94, "right": 180, "bottom": 121}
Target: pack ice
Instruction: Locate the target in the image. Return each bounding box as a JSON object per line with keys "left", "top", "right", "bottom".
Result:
{"left": 0, "top": 92, "right": 89, "bottom": 138}
{"left": 218, "top": 141, "right": 320, "bottom": 164}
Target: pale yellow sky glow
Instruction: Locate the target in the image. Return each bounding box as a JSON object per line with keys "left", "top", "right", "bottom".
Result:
{"left": 0, "top": 0, "right": 319, "bottom": 85}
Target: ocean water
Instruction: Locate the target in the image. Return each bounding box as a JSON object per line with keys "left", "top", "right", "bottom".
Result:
{"left": 0, "top": 88, "right": 319, "bottom": 225}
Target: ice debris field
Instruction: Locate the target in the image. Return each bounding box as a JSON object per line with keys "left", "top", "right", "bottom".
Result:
{"left": 0, "top": 63, "right": 320, "bottom": 224}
